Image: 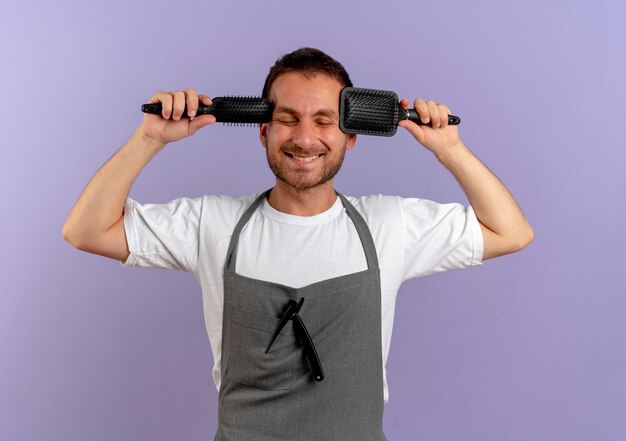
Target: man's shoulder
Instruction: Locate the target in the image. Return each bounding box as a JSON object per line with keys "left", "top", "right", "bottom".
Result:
{"left": 197, "top": 192, "right": 264, "bottom": 222}
{"left": 344, "top": 194, "right": 405, "bottom": 211}
{"left": 342, "top": 194, "right": 407, "bottom": 223}
{"left": 342, "top": 193, "right": 450, "bottom": 227}
{"left": 200, "top": 193, "right": 262, "bottom": 209}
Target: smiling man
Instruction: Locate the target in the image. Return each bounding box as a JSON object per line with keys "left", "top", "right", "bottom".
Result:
{"left": 63, "top": 47, "right": 533, "bottom": 441}
{"left": 262, "top": 70, "right": 356, "bottom": 214}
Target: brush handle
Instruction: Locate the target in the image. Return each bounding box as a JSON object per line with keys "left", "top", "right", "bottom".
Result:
{"left": 142, "top": 102, "right": 214, "bottom": 118}
{"left": 405, "top": 108, "right": 461, "bottom": 126}
{"left": 141, "top": 96, "right": 273, "bottom": 124}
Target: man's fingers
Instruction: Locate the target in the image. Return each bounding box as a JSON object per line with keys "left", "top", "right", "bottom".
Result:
{"left": 409, "top": 98, "right": 452, "bottom": 128}
{"left": 189, "top": 114, "right": 217, "bottom": 133}
{"left": 398, "top": 119, "right": 425, "bottom": 144}
{"left": 146, "top": 90, "right": 211, "bottom": 121}
{"left": 199, "top": 95, "right": 212, "bottom": 106}
{"left": 185, "top": 88, "right": 198, "bottom": 119}
{"left": 149, "top": 92, "right": 173, "bottom": 119}
{"left": 438, "top": 103, "right": 449, "bottom": 128}
{"left": 413, "top": 98, "right": 429, "bottom": 124}
{"left": 171, "top": 91, "right": 186, "bottom": 121}
{"left": 426, "top": 100, "right": 440, "bottom": 128}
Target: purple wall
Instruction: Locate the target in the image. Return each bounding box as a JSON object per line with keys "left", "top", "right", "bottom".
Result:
{"left": 2, "top": 1, "right": 625, "bottom": 440}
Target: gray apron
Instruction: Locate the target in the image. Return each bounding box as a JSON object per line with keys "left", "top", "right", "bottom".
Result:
{"left": 215, "top": 189, "right": 386, "bottom": 441}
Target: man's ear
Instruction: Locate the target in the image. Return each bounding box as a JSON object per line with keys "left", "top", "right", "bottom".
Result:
{"left": 259, "top": 123, "right": 268, "bottom": 148}
{"left": 346, "top": 133, "right": 357, "bottom": 150}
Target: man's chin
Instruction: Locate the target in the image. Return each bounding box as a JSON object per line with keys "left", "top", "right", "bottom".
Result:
{"left": 267, "top": 155, "right": 344, "bottom": 191}
{"left": 274, "top": 173, "right": 334, "bottom": 191}
{"left": 276, "top": 179, "right": 322, "bottom": 191}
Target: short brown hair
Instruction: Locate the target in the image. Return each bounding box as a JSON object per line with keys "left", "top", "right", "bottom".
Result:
{"left": 262, "top": 47, "right": 353, "bottom": 99}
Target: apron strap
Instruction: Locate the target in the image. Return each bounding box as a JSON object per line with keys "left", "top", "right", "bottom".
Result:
{"left": 336, "top": 192, "right": 380, "bottom": 270}
{"left": 224, "top": 189, "right": 380, "bottom": 272}
{"left": 224, "top": 190, "right": 271, "bottom": 272}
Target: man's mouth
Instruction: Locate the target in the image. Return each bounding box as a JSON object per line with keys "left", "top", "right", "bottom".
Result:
{"left": 285, "top": 152, "right": 323, "bottom": 163}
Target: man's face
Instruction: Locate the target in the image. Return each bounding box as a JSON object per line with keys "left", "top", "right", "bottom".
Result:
{"left": 260, "top": 72, "right": 356, "bottom": 191}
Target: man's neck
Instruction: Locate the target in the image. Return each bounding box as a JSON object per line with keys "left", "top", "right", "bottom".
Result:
{"left": 267, "top": 181, "right": 337, "bottom": 216}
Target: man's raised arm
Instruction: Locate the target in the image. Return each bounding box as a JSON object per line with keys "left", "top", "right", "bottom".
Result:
{"left": 62, "top": 88, "right": 215, "bottom": 262}
{"left": 398, "top": 97, "right": 534, "bottom": 260}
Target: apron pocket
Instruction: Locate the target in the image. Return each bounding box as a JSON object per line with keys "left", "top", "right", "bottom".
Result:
{"left": 226, "top": 307, "right": 297, "bottom": 391}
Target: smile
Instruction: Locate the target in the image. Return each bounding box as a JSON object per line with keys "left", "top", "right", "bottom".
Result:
{"left": 286, "top": 153, "right": 323, "bottom": 163}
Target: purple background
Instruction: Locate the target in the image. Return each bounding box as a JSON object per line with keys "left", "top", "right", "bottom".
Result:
{"left": 2, "top": 1, "right": 625, "bottom": 440}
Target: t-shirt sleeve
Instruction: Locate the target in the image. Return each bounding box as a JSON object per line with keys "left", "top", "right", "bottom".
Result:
{"left": 401, "top": 197, "right": 483, "bottom": 281}
{"left": 121, "top": 196, "right": 203, "bottom": 272}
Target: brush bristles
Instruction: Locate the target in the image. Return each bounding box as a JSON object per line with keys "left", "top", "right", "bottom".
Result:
{"left": 212, "top": 96, "right": 272, "bottom": 124}
{"left": 222, "top": 122, "right": 259, "bottom": 127}
{"left": 340, "top": 88, "right": 399, "bottom": 136}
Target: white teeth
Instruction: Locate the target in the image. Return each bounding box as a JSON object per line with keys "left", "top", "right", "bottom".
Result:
{"left": 291, "top": 154, "right": 320, "bottom": 163}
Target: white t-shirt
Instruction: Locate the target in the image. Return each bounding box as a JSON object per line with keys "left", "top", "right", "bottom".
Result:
{"left": 122, "top": 192, "right": 484, "bottom": 402}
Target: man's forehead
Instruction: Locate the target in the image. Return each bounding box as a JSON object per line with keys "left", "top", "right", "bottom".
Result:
{"left": 269, "top": 72, "right": 343, "bottom": 110}
{"left": 268, "top": 72, "right": 344, "bottom": 102}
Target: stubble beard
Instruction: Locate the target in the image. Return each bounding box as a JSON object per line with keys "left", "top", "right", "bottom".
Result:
{"left": 266, "top": 144, "right": 347, "bottom": 191}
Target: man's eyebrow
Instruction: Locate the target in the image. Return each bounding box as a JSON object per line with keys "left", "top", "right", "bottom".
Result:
{"left": 274, "top": 106, "right": 339, "bottom": 118}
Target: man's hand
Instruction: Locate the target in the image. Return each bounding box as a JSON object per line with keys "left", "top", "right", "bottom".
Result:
{"left": 139, "top": 88, "right": 216, "bottom": 146}
{"left": 398, "top": 98, "right": 462, "bottom": 158}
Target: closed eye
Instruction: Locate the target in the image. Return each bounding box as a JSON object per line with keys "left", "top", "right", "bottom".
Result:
{"left": 316, "top": 119, "right": 335, "bottom": 127}
{"left": 273, "top": 118, "right": 298, "bottom": 126}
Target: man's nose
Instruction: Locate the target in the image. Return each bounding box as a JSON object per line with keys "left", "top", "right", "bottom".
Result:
{"left": 292, "top": 120, "right": 317, "bottom": 148}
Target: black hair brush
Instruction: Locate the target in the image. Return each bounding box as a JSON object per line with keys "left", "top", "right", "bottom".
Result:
{"left": 339, "top": 87, "right": 461, "bottom": 136}
{"left": 141, "top": 96, "right": 273, "bottom": 125}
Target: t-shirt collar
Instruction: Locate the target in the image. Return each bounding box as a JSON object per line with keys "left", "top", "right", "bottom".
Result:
{"left": 259, "top": 195, "right": 343, "bottom": 226}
